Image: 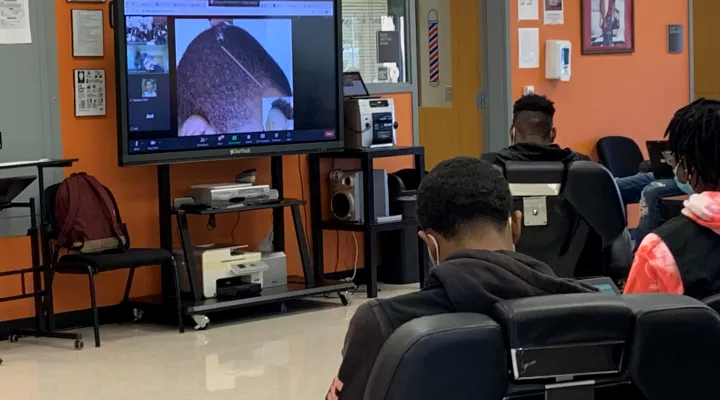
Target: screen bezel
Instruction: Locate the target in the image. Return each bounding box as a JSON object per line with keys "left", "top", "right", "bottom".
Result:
{"left": 113, "top": 0, "right": 345, "bottom": 167}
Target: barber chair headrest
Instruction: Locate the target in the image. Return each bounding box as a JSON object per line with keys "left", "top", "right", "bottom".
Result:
{"left": 505, "top": 161, "right": 564, "bottom": 197}
{"left": 624, "top": 294, "right": 720, "bottom": 400}
{"left": 364, "top": 314, "right": 508, "bottom": 400}
{"left": 493, "top": 294, "right": 633, "bottom": 381}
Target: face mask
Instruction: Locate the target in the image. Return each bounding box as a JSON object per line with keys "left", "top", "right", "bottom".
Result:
{"left": 674, "top": 166, "right": 694, "bottom": 195}
{"left": 426, "top": 234, "right": 440, "bottom": 266}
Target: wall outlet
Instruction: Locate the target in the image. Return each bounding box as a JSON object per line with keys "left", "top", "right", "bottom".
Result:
{"left": 523, "top": 86, "right": 535, "bottom": 95}
{"left": 445, "top": 86, "right": 453, "bottom": 102}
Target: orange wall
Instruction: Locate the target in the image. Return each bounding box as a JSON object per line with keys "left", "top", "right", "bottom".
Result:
{"left": 0, "top": 1, "right": 413, "bottom": 321}
{"left": 510, "top": 0, "right": 689, "bottom": 156}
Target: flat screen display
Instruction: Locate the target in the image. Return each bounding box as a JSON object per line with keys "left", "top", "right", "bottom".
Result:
{"left": 115, "top": 0, "right": 343, "bottom": 165}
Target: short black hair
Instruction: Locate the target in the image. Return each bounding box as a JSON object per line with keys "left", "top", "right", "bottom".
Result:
{"left": 665, "top": 98, "right": 720, "bottom": 188}
{"left": 417, "top": 157, "right": 513, "bottom": 238}
{"left": 271, "top": 98, "right": 294, "bottom": 120}
{"left": 512, "top": 94, "right": 556, "bottom": 140}
{"left": 177, "top": 25, "right": 292, "bottom": 132}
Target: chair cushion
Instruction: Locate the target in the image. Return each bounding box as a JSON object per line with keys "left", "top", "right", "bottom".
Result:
{"left": 57, "top": 248, "right": 173, "bottom": 273}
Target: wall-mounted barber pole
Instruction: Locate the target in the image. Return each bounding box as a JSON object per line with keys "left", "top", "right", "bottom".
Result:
{"left": 428, "top": 9, "right": 440, "bottom": 87}
{"left": 418, "top": 0, "right": 451, "bottom": 107}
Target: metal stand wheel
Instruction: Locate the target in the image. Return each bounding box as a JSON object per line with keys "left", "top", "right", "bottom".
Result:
{"left": 192, "top": 314, "right": 210, "bottom": 330}
{"left": 132, "top": 308, "right": 145, "bottom": 322}
{"left": 8, "top": 334, "right": 20, "bottom": 343}
{"left": 339, "top": 291, "right": 352, "bottom": 306}
{"left": 74, "top": 340, "right": 84, "bottom": 350}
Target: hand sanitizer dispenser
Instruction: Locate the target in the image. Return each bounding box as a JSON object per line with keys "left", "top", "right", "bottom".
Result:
{"left": 546, "top": 40, "right": 571, "bottom": 81}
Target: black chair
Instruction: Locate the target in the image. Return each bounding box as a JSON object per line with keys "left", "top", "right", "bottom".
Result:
{"left": 703, "top": 294, "right": 720, "bottom": 314}
{"left": 364, "top": 294, "right": 720, "bottom": 400}
{"left": 500, "top": 161, "right": 629, "bottom": 280}
{"left": 596, "top": 136, "right": 644, "bottom": 178}
{"left": 44, "top": 183, "right": 184, "bottom": 347}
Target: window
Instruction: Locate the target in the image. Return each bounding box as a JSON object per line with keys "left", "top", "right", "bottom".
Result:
{"left": 341, "top": 0, "right": 409, "bottom": 84}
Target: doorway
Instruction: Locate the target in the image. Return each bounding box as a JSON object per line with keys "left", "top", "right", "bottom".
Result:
{"left": 690, "top": 0, "right": 720, "bottom": 101}
{"left": 416, "top": 0, "right": 511, "bottom": 168}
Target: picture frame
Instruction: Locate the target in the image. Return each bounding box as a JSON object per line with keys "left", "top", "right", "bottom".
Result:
{"left": 581, "top": 0, "right": 634, "bottom": 55}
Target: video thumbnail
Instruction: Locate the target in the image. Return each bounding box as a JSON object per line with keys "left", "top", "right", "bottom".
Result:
{"left": 262, "top": 97, "right": 295, "bottom": 131}
{"left": 126, "top": 16, "right": 168, "bottom": 45}
{"left": 175, "top": 18, "right": 294, "bottom": 137}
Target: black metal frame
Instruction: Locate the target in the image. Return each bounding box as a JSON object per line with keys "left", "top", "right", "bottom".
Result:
{"left": 150, "top": 155, "right": 353, "bottom": 319}
{"left": 308, "top": 147, "right": 428, "bottom": 298}
{"left": 1, "top": 160, "right": 83, "bottom": 352}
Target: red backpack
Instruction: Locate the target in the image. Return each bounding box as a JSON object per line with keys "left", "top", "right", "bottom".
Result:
{"left": 54, "top": 173, "right": 129, "bottom": 253}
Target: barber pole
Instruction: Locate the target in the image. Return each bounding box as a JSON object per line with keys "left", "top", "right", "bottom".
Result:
{"left": 428, "top": 10, "right": 440, "bottom": 87}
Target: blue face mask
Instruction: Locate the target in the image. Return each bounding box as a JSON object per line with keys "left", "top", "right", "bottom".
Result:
{"left": 674, "top": 173, "right": 694, "bottom": 195}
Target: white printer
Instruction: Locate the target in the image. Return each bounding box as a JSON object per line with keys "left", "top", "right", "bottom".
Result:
{"left": 174, "top": 244, "right": 267, "bottom": 299}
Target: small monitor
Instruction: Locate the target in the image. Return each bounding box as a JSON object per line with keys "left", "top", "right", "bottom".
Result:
{"left": 580, "top": 277, "right": 621, "bottom": 295}
{"left": 342, "top": 71, "right": 369, "bottom": 97}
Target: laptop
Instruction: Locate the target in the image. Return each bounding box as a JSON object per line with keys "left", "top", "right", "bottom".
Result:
{"left": 342, "top": 71, "right": 370, "bottom": 98}
{"left": 0, "top": 176, "right": 36, "bottom": 205}
{"left": 646, "top": 140, "right": 674, "bottom": 179}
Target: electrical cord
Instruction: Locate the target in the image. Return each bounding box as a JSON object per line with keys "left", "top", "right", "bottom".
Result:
{"left": 230, "top": 213, "right": 240, "bottom": 244}
{"left": 334, "top": 231, "right": 341, "bottom": 273}
{"left": 347, "top": 232, "right": 359, "bottom": 282}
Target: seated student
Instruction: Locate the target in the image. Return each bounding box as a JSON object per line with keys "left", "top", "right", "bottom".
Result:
{"left": 482, "top": 94, "right": 589, "bottom": 168}
{"left": 326, "top": 157, "right": 595, "bottom": 400}
{"left": 625, "top": 98, "right": 720, "bottom": 299}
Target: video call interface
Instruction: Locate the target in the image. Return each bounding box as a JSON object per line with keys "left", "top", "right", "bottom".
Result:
{"left": 123, "top": 0, "right": 338, "bottom": 154}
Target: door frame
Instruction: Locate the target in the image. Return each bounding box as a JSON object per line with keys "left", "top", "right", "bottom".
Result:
{"left": 688, "top": 0, "right": 695, "bottom": 102}
{"left": 481, "top": 0, "right": 513, "bottom": 153}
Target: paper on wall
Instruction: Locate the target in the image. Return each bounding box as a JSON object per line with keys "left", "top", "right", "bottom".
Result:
{"left": 518, "top": 0, "right": 538, "bottom": 21}
{"left": 518, "top": 28, "right": 540, "bottom": 69}
{"left": 74, "top": 69, "right": 106, "bottom": 117}
{"left": 544, "top": 0, "right": 564, "bottom": 25}
{"left": 0, "top": 0, "right": 32, "bottom": 44}
{"left": 72, "top": 9, "right": 104, "bottom": 57}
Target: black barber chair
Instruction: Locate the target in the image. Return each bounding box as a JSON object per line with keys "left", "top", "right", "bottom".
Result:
{"left": 500, "top": 161, "right": 630, "bottom": 280}
{"left": 364, "top": 294, "right": 720, "bottom": 400}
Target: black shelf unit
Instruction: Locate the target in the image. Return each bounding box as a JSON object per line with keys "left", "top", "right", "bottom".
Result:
{"left": 309, "top": 146, "right": 428, "bottom": 298}
{"left": 1, "top": 159, "right": 84, "bottom": 351}
{"left": 149, "top": 156, "right": 354, "bottom": 327}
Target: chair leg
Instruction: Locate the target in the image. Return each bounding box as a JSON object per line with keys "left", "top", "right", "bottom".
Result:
{"left": 169, "top": 259, "right": 185, "bottom": 333}
{"left": 87, "top": 267, "right": 101, "bottom": 348}
{"left": 122, "top": 266, "right": 136, "bottom": 303}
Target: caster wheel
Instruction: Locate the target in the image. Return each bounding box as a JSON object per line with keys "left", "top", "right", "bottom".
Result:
{"left": 339, "top": 291, "right": 352, "bottom": 306}
{"left": 74, "top": 340, "right": 84, "bottom": 350}
{"left": 9, "top": 334, "right": 20, "bottom": 343}
{"left": 279, "top": 302, "right": 288, "bottom": 313}
{"left": 192, "top": 314, "right": 210, "bottom": 330}
{"left": 132, "top": 308, "right": 145, "bottom": 322}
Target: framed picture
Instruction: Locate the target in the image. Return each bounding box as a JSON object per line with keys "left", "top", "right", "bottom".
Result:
{"left": 581, "top": 0, "right": 634, "bottom": 54}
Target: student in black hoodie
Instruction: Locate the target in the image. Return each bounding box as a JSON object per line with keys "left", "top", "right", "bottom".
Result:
{"left": 326, "top": 157, "right": 595, "bottom": 400}
{"left": 482, "top": 94, "right": 589, "bottom": 168}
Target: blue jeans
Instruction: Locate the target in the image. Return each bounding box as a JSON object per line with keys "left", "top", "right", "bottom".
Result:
{"left": 615, "top": 172, "right": 684, "bottom": 249}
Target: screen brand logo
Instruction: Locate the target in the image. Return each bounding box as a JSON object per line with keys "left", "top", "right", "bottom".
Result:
{"left": 230, "top": 148, "right": 252, "bottom": 155}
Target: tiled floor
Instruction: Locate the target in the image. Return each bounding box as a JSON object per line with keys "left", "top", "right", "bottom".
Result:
{"left": 0, "top": 285, "right": 417, "bottom": 400}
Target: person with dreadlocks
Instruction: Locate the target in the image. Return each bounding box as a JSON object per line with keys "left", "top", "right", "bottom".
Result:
{"left": 625, "top": 98, "right": 720, "bottom": 299}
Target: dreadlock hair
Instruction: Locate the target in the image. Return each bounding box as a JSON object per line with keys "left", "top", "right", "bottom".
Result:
{"left": 512, "top": 94, "right": 556, "bottom": 141}
{"left": 665, "top": 98, "right": 720, "bottom": 189}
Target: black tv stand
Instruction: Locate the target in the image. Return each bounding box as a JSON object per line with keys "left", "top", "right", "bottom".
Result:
{"left": 150, "top": 156, "right": 354, "bottom": 330}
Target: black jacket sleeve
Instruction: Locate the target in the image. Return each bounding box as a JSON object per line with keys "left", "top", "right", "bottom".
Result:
{"left": 326, "top": 302, "right": 389, "bottom": 400}
{"left": 480, "top": 152, "right": 498, "bottom": 165}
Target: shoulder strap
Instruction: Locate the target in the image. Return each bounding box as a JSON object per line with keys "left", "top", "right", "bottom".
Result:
{"left": 78, "top": 174, "right": 125, "bottom": 240}
{"left": 56, "top": 176, "right": 82, "bottom": 245}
